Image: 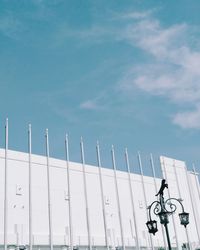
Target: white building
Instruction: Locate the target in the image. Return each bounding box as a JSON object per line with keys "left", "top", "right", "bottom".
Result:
{"left": 0, "top": 147, "right": 199, "bottom": 250}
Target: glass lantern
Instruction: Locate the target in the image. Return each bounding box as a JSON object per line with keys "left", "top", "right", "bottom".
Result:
{"left": 179, "top": 212, "right": 189, "bottom": 227}
{"left": 158, "top": 211, "right": 169, "bottom": 224}
{"left": 146, "top": 220, "right": 158, "bottom": 235}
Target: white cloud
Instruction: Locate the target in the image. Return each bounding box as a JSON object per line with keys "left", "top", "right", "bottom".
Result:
{"left": 118, "top": 13, "right": 200, "bottom": 129}
{"left": 80, "top": 100, "right": 99, "bottom": 110}
{"left": 173, "top": 107, "right": 200, "bottom": 129}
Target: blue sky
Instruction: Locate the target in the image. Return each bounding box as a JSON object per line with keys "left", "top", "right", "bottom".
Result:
{"left": 1, "top": 0, "right": 200, "bottom": 176}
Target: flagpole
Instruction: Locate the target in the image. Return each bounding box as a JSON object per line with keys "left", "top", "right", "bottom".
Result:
{"left": 111, "top": 145, "right": 125, "bottom": 250}
{"left": 192, "top": 164, "right": 200, "bottom": 202}
{"left": 124, "top": 148, "right": 140, "bottom": 250}
{"left": 96, "top": 141, "right": 109, "bottom": 250}
{"left": 80, "top": 137, "right": 92, "bottom": 250}
{"left": 172, "top": 160, "right": 191, "bottom": 250}
{"left": 28, "top": 124, "right": 33, "bottom": 250}
{"left": 45, "top": 129, "right": 53, "bottom": 250}
{"left": 4, "top": 118, "right": 8, "bottom": 250}
{"left": 64, "top": 134, "right": 74, "bottom": 250}
{"left": 184, "top": 163, "right": 200, "bottom": 245}
{"left": 160, "top": 156, "right": 179, "bottom": 250}
{"left": 149, "top": 154, "right": 167, "bottom": 249}
{"left": 192, "top": 163, "right": 200, "bottom": 246}
{"left": 137, "top": 152, "right": 154, "bottom": 250}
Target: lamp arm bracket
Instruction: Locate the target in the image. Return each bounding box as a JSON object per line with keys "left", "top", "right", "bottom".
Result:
{"left": 164, "top": 197, "right": 185, "bottom": 213}
{"left": 148, "top": 201, "right": 161, "bottom": 220}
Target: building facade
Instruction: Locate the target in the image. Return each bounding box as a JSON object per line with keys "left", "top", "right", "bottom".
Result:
{"left": 0, "top": 148, "right": 199, "bottom": 250}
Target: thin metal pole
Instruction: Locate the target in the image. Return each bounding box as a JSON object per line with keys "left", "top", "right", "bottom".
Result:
{"left": 173, "top": 160, "right": 191, "bottom": 250}
{"left": 4, "top": 118, "right": 8, "bottom": 250}
{"left": 137, "top": 152, "right": 154, "bottom": 250}
{"left": 64, "top": 134, "right": 74, "bottom": 250}
{"left": 45, "top": 129, "right": 53, "bottom": 250}
{"left": 111, "top": 145, "right": 125, "bottom": 250}
{"left": 192, "top": 164, "right": 200, "bottom": 202}
{"left": 184, "top": 163, "right": 200, "bottom": 245}
{"left": 159, "top": 194, "right": 172, "bottom": 250}
{"left": 160, "top": 156, "right": 180, "bottom": 250}
{"left": 80, "top": 137, "right": 92, "bottom": 250}
{"left": 172, "top": 160, "right": 191, "bottom": 250}
{"left": 150, "top": 154, "right": 167, "bottom": 250}
{"left": 96, "top": 141, "right": 109, "bottom": 250}
{"left": 28, "top": 124, "right": 33, "bottom": 250}
{"left": 125, "top": 148, "right": 140, "bottom": 250}
{"left": 164, "top": 224, "right": 172, "bottom": 250}
{"left": 192, "top": 164, "right": 200, "bottom": 248}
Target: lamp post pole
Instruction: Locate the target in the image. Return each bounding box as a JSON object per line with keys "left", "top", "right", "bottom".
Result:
{"left": 164, "top": 223, "right": 171, "bottom": 250}
{"left": 159, "top": 194, "right": 171, "bottom": 250}
{"left": 146, "top": 179, "right": 189, "bottom": 250}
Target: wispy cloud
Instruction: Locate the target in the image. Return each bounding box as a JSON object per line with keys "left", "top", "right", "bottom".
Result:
{"left": 0, "top": 11, "right": 26, "bottom": 40}
{"left": 173, "top": 107, "right": 200, "bottom": 129}
{"left": 53, "top": 24, "right": 117, "bottom": 48}
{"left": 117, "top": 12, "right": 200, "bottom": 129}
{"left": 0, "top": 2, "right": 59, "bottom": 43}
{"left": 117, "top": 10, "right": 153, "bottom": 20}
{"left": 80, "top": 100, "right": 100, "bottom": 110}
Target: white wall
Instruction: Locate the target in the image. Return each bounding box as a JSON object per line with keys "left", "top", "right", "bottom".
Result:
{"left": 0, "top": 149, "right": 199, "bottom": 249}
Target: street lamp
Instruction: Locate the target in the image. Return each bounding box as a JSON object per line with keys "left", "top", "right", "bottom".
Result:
{"left": 146, "top": 179, "right": 189, "bottom": 250}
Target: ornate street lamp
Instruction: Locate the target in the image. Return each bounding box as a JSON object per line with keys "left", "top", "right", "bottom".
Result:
{"left": 146, "top": 179, "right": 189, "bottom": 250}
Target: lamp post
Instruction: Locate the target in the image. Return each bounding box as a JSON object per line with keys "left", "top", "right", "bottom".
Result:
{"left": 146, "top": 179, "right": 189, "bottom": 250}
